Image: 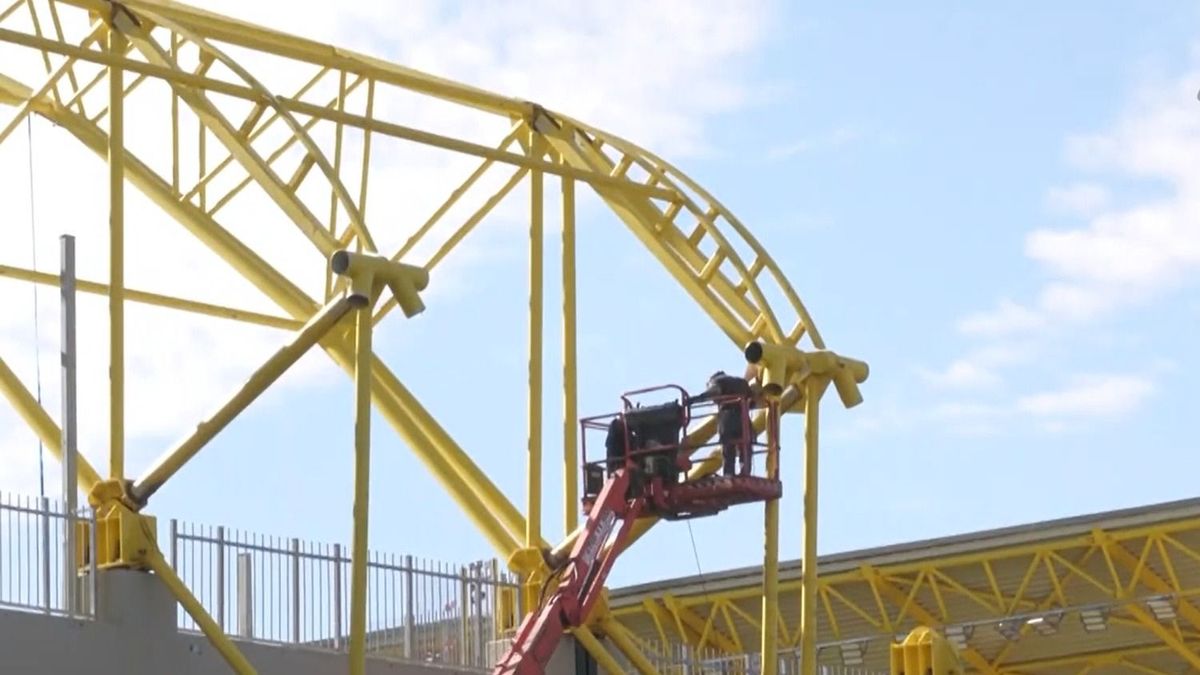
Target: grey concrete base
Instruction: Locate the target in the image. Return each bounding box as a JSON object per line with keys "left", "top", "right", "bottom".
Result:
{"left": 0, "top": 569, "right": 477, "bottom": 675}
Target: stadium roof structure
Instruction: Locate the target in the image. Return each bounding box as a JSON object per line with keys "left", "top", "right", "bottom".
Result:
{"left": 610, "top": 497, "right": 1200, "bottom": 674}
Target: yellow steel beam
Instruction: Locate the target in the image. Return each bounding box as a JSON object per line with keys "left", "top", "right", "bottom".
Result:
{"left": 131, "top": 295, "right": 354, "bottom": 504}
{"left": 799, "top": 378, "right": 825, "bottom": 675}
{"left": 0, "top": 25, "right": 675, "bottom": 202}
{"left": 601, "top": 617, "right": 658, "bottom": 675}
{"left": 762, "top": 402, "right": 781, "bottom": 675}
{"left": 107, "top": 22, "right": 127, "bottom": 481}
{"left": 526, "top": 160, "right": 544, "bottom": 550}
{"left": 0, "top": 76, "right": 523, "bottom": 558}
{"left": 0, "top": 264, "right": 302, "bottom": 330}
{"left": 57, "top": 0, "right": 530, "bottom": 116}
{"left": 0, "top": 355, "right": 102, "bottom": 492}
{"left": 573, "top": 626, "right": 626, "bottom": 675}
{"left": 561, "top": 173, "right": 578, "bottom": 538}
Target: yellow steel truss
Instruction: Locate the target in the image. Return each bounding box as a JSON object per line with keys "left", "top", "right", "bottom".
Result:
{"left": 611, "top": 501, "right": 1200, "bottom": 674}
{"left": 0, "top": 1, "right": 867, "bottom": 673}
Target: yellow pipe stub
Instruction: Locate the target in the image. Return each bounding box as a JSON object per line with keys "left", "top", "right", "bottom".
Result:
{"left": 890, "top": 626, "right": 964, "bottom": 675}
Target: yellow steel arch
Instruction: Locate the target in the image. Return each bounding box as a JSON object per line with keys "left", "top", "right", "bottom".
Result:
{"left": 0, "top": 2, "right": 866, "bottom": 673}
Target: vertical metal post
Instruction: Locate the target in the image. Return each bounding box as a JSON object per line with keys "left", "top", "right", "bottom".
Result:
{"left": 40, "top": 496, "right": 50, "bottom": 613}
{"left": 87, "top": 506, "right": 97, "bottom": 615}
{"left": 237, "top": 552, "right": 253, "bottom": 639}
{"left": 216, "top": 526, "right": 226, "bottom": 630}
{"left": 459, "top": 567, "right": 469, "bottom": 666}
{"left": 348, "top": 304, "right": 373, "bottom": 675}
{"left": 561, "top": 174, "right": 578, "bottom": 537}
{"left": 526, "top": 159, "right": 544, "bottom": 551}
{"left": 332, "top": 543, "right": 343, "bottom": 650}
{"left": 169, "top": 518, "right": 177, "bottom": 568}
{"left": 106, "top": 24, "right": 126, "bottom": 480}
{"left": 60, "top": 234, "right": 78, "bottom": 616}
{"left": 403, "top": 554, "right": 414, "bottom": 659}
{"left": 474, "top": 563, "right": 485, "bottom": 667}
{"left": 799, "top": 380, "right": 822, "bottom": 675}
{"left": 761, "top": 402, "right": 780, "bottom": 675}
{"left": 291, "top": 537, "right": 301, "bottom": 643}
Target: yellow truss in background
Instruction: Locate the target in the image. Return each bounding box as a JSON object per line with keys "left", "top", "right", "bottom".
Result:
{"left": 610, "top": 499, "right": 1200, "bottom": 674}
{"left": 0, "top": 1, "right": 867, "bottom": 673}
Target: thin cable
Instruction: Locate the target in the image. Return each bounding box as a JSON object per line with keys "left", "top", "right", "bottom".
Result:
{"left": 685, "top": 520, "right": 712, "bottom": 600}
{"left": 26, "top": 117, "right": 46, "bottom": 500}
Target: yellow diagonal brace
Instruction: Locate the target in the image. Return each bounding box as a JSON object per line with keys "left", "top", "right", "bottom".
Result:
{"left": 0, "top": 355, "right": 102, "bottom": 493}
{"left": 601, "top": 617, "right": 658, "bottom": 675}
{"left": 871, "top": 573, "right": 998, "bottom": 675}
{"left": 1126, "top": 604, "right": 1200, "bottom": 671}
{"left": 131, "top": 295, "right": 355, "bottom": 504}
{"left": 0, "top": 76, "right": 524, "bottom": 557}
{"left": 662, "top": 595, "right": 740, "bottom": 654}
{"left": 573, "top": 626, "right": 626, "bottom": 675}
{"left": 144, "top": 540, "right": 256, "bottom": 674}
{"left": 1109, "top": 539, "right": 1200, "bottom": 634}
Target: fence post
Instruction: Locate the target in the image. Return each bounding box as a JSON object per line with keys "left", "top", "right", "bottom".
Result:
{"left": 291, "top": 537, "right": 301, "bottom": 644}
{"left": 169, "top": 518, "right": 178, "bottom": 569}
{"left": 87, "top": 507, "right": 97, "bottom": 615}
{"left": 59, "top": 234, "right": 79, "bottom": 617}
{"left": 403, "top": 554, "right": 415, "bottom": 659}
{"left": 474, "top": 562, "right": 485, "bottom": 667}
{"left": 459, "top": 566, "right": 469, "bottom": 667}
{"left": 333, "top": 543, "right": 343, "bottom": 650}
{"left": 237, "top": 552, "right": 254, "bottom": 639}
{"left": 40, "top": 496, "right": 51, "bottom": 613}
{"left": 216, "top": 526, "right": 225, "bottom": 630}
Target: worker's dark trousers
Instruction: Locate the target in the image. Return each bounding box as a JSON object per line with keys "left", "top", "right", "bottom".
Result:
{"left": 719, "top": 410, "right": 746, "bottom": 475}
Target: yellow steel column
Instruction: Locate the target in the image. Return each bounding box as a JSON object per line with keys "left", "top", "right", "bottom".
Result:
{"left": 348, "top": 302, "right": 373, "bottom": 675}
{"left": 762, "top": 402, "right": 780, "bottom": 675}
{"left": 561, "top": 174, "right": 578, "bottom": 537}
{"left": 799, "top": 380, "right": 822, "bottom": 675}
{"left": 526, "top": 158, "right": 544, "bottom": 549}
{"left": 107, "top": 24, "right": 126, "bottom": 480}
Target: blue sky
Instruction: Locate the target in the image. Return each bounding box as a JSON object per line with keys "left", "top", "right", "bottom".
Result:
{"left": 2, "top": 1, "right": 1199, "bottom": 590}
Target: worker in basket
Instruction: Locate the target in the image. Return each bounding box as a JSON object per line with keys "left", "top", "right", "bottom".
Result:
{"left": 693, "top": 366, "right": 763, "bottom": 476}
{"left": 602, "top": 401, "right": 684, "bottom": 482}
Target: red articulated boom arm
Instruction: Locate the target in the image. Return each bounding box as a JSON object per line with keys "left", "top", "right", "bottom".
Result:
{"left": 492, "top": 469, "right": 643, "bottom": 675}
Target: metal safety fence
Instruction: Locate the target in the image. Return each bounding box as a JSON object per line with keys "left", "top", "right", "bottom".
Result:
{"left": 633, "top": 641, "right": 887, "bottom": 675}
{"left": 0, "top": 491, "right": 96, "bottom": 618}
{"left": 168, "top": 519, "right": 522, "bottom": 670}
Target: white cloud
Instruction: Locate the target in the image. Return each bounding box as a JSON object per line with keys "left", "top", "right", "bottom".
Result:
{"left": 935, "top": 48, "right": 1200, "bottom": 405}
{"left": 917, "top": 342, "right": 1034, "bottom": 390}
{"left": 956, "top": 299, "right": 1045, "bottom": 337}
{"left": 0, "top": 1, "right": 778, "bottom": 497}
{"left": 1016, "top": 374, "right": 1155, "bottom": 418}
{"left": 1045, "top": 183, "right": 1110, "bottom": 216}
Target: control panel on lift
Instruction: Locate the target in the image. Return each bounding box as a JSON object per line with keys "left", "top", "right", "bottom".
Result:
{"left": 491, "top": 384, "right": 782, "bottom": 675}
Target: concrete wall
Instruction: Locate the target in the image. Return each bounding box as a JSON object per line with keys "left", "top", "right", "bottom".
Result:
{"left": 0, "top": 570, "right": 484, "bottom": 675}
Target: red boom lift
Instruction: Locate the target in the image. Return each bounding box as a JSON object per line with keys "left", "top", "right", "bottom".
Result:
{"left": 492, "top": 385, "right": 782, "bottom": 674}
